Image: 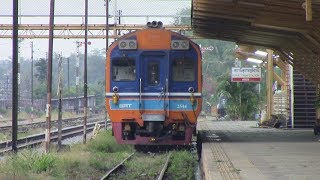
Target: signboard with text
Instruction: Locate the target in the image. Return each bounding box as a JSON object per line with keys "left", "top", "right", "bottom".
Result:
{"left": 231, "top": 67, "right": 261, "bottom": 82}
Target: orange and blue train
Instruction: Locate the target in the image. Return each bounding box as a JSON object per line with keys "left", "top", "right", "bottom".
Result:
{"left": 106, "top": 21, "right": 202, "bottom": 145}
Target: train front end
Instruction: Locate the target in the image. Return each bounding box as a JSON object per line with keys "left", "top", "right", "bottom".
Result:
{"left": 106, "top": 22, "right": 202, "bottom": 145}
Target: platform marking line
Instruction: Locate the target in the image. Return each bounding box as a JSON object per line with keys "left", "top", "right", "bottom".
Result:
{"left": 210, "top": 143, "right": 241, "bottom": 180}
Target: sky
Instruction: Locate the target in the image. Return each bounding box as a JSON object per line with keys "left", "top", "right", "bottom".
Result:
{"left": 0, "top": 0, "right": 191, "bottom": 60}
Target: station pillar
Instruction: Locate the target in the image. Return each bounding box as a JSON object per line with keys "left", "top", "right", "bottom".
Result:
{"left": 266, "top": 49, "right": 274, "bottom": 120}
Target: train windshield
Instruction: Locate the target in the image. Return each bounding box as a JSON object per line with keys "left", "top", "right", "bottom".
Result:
{"left": 172, "top": 59, "right": 195, "bottom": 82}
{"left": 112, "top": 57, "right": 136, "bottom": 81}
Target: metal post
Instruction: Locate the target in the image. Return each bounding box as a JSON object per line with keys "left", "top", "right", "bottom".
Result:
{"left": 83, "top": 0, "right": 88, "bottom": 144}
{"left": 105, "top": 0, "right": 109, "bottom": 129}
{"left": 12, "top": 0, "right": 19, "bottom": 153}
{"left": 57, "top": 53, "right": 63, "bottom": 149}
{"left": 45, "top": 0, "right": 55, "bottom": 153}
{"left": 31, "top": 41, "right": 34, "bottom": 120}
{"left": 67, "top": 57, "right": 70, "bottom": 99}
{"left": 113, "top": 0, "right": 117, "bottom": 38}
{"left": 75, "top": 42, "right": 80, "bottom": 114}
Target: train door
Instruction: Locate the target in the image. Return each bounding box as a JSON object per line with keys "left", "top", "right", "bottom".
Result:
{"left": 140, "top": 52, "right": 168, "bottom": 119}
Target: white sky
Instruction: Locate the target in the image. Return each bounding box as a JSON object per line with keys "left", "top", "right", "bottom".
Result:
{"left": 0, "top": 0, "right": 191, "bottom": 60}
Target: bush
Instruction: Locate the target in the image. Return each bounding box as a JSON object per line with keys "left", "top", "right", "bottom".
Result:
{"left": 0, "top": 150, "right": 58, "bottom": 177}
{"left": 87, "top": 130, "right": 133, "bottom": 153}
{"left": 167, "top": 150, "right": 197, "bottom": 180}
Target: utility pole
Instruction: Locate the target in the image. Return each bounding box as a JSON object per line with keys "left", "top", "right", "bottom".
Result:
{"left": 57, "top": 53, "right": 63, "bottom": 149}
{"left": 105, "top": 0, "right": 110, "bottom": 129}
{"left": 12, "top": 0, "right": 19, "bottom": 153}
{"left": 83, "top": 0, "right": 88, "bottom": 144}
{"left": 75, "top": 41, "right": 80, "bottom": 114}
{"left": 45, "top": 0, "right": 55, "bottom": 153}
{"left": 67, "top": 57, "right": 70, "bottom": 99}
{"left": 30, "top": 41, "right": 34, "bottom": 120}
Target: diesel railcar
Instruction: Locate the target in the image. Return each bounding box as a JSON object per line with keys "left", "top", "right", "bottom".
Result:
{"left": 106, "top": 21, "right": 202, "bottom": 145}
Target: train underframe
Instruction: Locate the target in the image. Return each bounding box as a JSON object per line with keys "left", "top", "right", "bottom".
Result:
{"left": 112, "top": 121, "right": 196, "bottom": 145}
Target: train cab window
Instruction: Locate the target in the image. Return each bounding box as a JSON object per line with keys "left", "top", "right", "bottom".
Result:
{"left": 172, "top": 59, "right": 195, "bottom": 82}
{"left": 112, "top": 57, "right": 136, "bottom": 81}
{"left": 148, "top": 62, "right": 160, "bottom": 86}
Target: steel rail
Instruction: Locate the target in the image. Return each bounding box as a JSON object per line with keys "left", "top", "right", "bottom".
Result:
{"left": 100, "top": 152, "right": 135, "bottom": 180}
{"left": 157, "top": 152, "right": 172, "bottom": 180}
{"left": 0, "top": 115, "right": 102, "bottom": 132}
{"left": 0, "top": 120, "right": 109, "bottom": 154}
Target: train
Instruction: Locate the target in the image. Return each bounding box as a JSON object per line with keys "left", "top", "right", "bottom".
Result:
{"left": 105, "top": 21, "right": 202, "bottom": 145}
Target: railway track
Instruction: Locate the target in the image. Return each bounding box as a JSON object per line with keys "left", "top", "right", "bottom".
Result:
{"left": 157, "top": 152, "right": 172, "bottom": 180}
{"left": 100, "top": 152, "right": 172, "bottom": 180}
{"left": 0, "top": 120, "right": 109, "bottom": 154}
{"left": 0, "top": 115, "right": 103, "bottom": 133}
{"left": 100, "top": 152, "right": 135, "bottom": 180}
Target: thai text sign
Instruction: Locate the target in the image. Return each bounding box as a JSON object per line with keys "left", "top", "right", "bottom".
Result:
{"left": 231, "top": 67, "right": 261, "bottom": 82}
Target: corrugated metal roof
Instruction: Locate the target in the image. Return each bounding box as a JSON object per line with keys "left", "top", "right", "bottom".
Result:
{"left": 192, "top": 0, "right": 320, "bottom": 83}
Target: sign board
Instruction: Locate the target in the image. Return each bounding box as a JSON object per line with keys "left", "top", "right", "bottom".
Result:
{"left": 231, "top": 67, "right": 261, "bottom": 82}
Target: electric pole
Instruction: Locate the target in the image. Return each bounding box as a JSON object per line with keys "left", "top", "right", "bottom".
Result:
{"left": 67, "top": 57, "right": 70, "bottom": 99}
{"left": 105, "top": 0, "right": 110, "bottom": 129}
{"left": 12, "top": 0, "right": 19, "bottom": 153}
{"left": 83, "top": 0, "right": 88, "bottom": 144}
{"left": 57, "top": 53, "right": 63, "bottom": 149}
{"left": 45, "top": 0, "right": 55, "bottom": 153}
{"left": 31, "top": 41, "right": 34, "bottom": 120}
{"left": 75, "top": 41, "right": 80, "bottom": 114}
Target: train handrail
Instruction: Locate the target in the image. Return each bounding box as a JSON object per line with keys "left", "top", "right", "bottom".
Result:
{"left": 139, "top": 78, "right": 142, "bottom": 113}
{"left": 165, "top": 78, "right": 169, "bottom": 117}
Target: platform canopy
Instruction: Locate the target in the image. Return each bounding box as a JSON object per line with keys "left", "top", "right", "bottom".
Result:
{"left": 192, "top": 0, "right": 320, "bottom": 84}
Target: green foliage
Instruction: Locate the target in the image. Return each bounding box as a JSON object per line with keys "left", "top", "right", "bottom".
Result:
{"left": 31, "top": 153, "right": 57, "bottom": 173}
{"left": 87, "top": 130, "right": 133, "bottom": 153}
{"left": 216, "top": 73, "right": 259, "bottom": 120}
{"left": 33, "top": 83, "right": 47, "bottom": 99}
{"left": 0, "top": 108, "right": 7, "bottom": 114}
{"left": 113, "top": 153, "right": 167, "bottom": 179}
{"left": 0, "top": 150, "right": 58, "bottom": 177}
{"left": 34, "top": 58, "right": 48, "bottom": 84}
{"left": 167, "top": 150, "right": 197, "bottom": 180}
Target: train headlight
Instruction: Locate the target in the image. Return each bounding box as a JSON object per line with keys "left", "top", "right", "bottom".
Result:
{"left": 112, "top": 86, "right": 119, "bottom": 93}
{"left": 119, "top": 40, "right": 137, "bottom": 50}
{"left": 188, "top": 87, "right": 195, "bottom": 93}
{"left": 171, "top": 40, "right": 189, "bottom": 50}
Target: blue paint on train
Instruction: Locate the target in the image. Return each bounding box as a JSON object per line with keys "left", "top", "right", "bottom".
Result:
{"left": 109, "top": 99, "right": 198, "bottom": 110}
{"left": 109, "top": 48, "right": 199, "bottom": 93}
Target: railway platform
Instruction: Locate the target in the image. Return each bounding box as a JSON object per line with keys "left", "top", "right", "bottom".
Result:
{"left": 198, "top": 117, "right": 320, "bottom": 180}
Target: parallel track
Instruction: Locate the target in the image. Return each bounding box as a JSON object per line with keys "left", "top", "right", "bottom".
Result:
{"left": 0, "top": 115, "right": 102, "bottom": 133}
{"left": 99, "top": 151, "right": 172, "bottom": 180}
{"left": 157, "top": 152, "right": 172, "bottom": 180}
{"left": 0, "top": 121, "right": 109, "bottom": 154}
{"left": 100, "top": 152, "right": 135, "bottom": 180}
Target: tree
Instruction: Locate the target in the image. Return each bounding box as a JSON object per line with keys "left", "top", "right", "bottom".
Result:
{"left": 35, "top": 58, "right": 47, "bottom": 83}
{"left": 215, "top": 73, "right": 259, "bottom": 120}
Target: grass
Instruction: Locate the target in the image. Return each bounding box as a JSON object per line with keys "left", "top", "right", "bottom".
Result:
{"left": 112, "top": 152, "right": 168, "bottom": 179}
{"left": 0, "top": 133, "right": 8, "bottom": 141}
{"left": 0, "top": 131, "right": 198, "bottom": 179}
{"left": 0, "top": 130, "right": 134, "bottom": 179}
{"left": 166, "top": 150, "right": 198, "bottom": 180}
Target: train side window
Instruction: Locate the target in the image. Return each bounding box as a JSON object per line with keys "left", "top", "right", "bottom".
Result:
{"left": 148, "top": 62, "right": 160, "bottom": 86}
{"left": 112, "top": 57, "right": 136, "bottom": 81}
{"left": 172, "top": 59, "right": 195, "bottom": 82}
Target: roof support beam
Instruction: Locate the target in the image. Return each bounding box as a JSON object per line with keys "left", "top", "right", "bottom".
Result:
{"left": 306, "top": 0, "right": 312, "bottom": 21}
